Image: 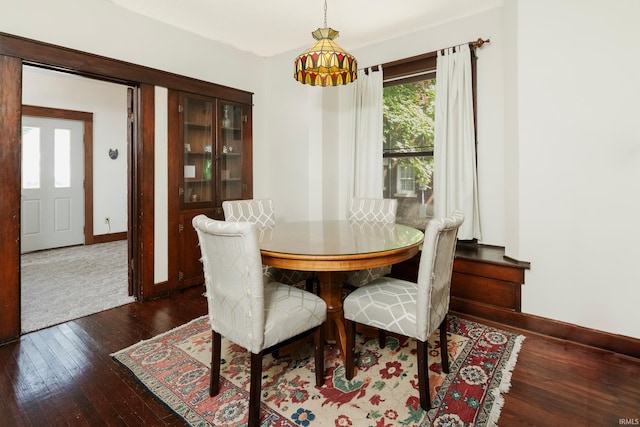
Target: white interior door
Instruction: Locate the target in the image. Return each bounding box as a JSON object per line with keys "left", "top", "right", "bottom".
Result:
{"left": 21, "top": 116, "right": 84, "bottom": 253}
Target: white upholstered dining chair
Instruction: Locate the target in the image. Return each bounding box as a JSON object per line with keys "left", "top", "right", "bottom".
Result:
{"left": 192, "top": 215, "right": 327, "bottom": 427}
{"left": 222, "top": 198, "right": 318, "bottom": 292}
{"left": 344, "top": 197, "right": 399, "bottom": 288}
{"left": 343, "top": 211, "right": 464, "bottom": 411}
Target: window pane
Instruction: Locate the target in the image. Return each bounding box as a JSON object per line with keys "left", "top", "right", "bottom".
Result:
{"left": 383, "top": 76, "right": 436, "bottom": 229}
{"left": 383, "top": 156, "right": 434, "bottom": 229}
{"left": 54, "top": 128, "right": 71, "bottom": 188}
{"left": 383, "top": 79, "right": 436, "bottom": 154}
{"left": 22, "top": 126, "right": 41, "bottom": 189}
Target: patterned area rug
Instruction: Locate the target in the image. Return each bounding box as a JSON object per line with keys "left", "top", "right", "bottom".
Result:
{"left": 113, "top": 315, "right": 524, "bottom": 426}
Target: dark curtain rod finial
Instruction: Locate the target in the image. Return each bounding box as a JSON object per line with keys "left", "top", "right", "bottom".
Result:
{"left": 471, "top": 38, "right": 490, "bottom": 49}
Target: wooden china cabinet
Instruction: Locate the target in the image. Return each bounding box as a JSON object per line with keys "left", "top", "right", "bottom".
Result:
{"left": 168, "top": 90, "right": 253, "bottom": 289}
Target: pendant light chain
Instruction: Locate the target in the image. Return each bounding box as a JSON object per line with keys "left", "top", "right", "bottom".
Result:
{"left": 323, "top": 0, "right": 328, "bottom": 28}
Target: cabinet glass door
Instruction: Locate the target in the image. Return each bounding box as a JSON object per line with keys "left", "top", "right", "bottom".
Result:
{"left": 219, "top": 102, "right": 244, "bottom": 201}
{"left": 183, "top": 97, "right": 213, "bottom": 205}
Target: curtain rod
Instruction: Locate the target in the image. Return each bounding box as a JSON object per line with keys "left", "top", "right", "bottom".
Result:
{"left": 441, "top": 37, "right": 491, "bottom": 54}
{"left": 362, "top": 37, "right": 490, "bottom": 73}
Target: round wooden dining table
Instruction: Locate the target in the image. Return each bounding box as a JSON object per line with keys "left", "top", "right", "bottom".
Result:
{"left": 258, "top": 220, "right": 424, "bottom": 367}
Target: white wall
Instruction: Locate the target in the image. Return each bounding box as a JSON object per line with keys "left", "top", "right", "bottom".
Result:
{"left": 154, "top": 87, "right": 169, "bottom": 284}
{"left": 22, "top": 67, "right": 129, "bottom": 236}
{"left": 262, "top": 47, "right": 349, "bottom": 221}
{"left": 514, "top": 0, "right": 640, "bottom": 338}
{"left": 263, "top": 48, "right": 311, "bottom": 221}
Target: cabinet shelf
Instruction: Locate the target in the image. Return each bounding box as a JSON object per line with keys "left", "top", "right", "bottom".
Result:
{"left": 186, "top": 152, "right": 237, "bottom": 156}
{"left": 186, "top": 122, "right": 212, "bottom": 130}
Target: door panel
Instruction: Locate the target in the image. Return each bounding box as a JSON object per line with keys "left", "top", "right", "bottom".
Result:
{"left": 54, "top": 197, "right": 72, "bottom": 231}
{"left": 21, "top": 116, "right": 84, "bottom": 253}
{"left": 22, "top": 199, "right": 41, "bottom": 235}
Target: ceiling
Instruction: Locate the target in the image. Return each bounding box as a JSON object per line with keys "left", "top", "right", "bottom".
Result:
{"left": 108, "top": 0, "right": 502, "bottom": 57}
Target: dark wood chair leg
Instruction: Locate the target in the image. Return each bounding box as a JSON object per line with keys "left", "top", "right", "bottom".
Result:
{"left": 439, "top": 316, "right": 449, "bottom": 374}
{"left": 248, "top": 352, "right": 263, "bottom": 427}
{"left": 210, "top": 331, "right": 221, "bottom": 396}
{"left": 416, "top": 339, "right": 431, "bottom": 411}
{"left": 378, "top": 329, "right": 387, "bottom": 348}
{"left": 314, "top": 326, "right": 325, "bottom": 386}
{"left": 344, "top": 319, "right": 356, "bottom": 380}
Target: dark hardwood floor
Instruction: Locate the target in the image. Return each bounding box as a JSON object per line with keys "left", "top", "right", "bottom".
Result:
{"left": 1, "top": 285, "right": 638, "bottom": 426}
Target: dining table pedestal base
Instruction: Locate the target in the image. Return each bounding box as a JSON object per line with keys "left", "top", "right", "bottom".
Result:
{"left": 317, "top": 271, "right": 350, "bottom": 368}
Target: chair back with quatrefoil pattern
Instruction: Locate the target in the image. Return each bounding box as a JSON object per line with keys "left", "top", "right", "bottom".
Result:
{"left": 345, "top": 197, "right": 398, "bottom": 287}
{"left": 222, "top": 199, "right": 275, "bottom": 228}
{"left": 222, "top": 198, "right": 316, "bottom": 288}
{"left": 348, "top": 197, "right": 398, "bottom": 223}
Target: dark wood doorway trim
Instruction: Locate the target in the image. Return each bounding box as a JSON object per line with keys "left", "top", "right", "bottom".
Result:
{"left": 0, "top": 32, "right": 252, "bottom": 103}
{"left": 0, "top": 55, "right": 22, "bottom": 343}
{"left": 22, "top": 105, "right": 96, "bottom": 246}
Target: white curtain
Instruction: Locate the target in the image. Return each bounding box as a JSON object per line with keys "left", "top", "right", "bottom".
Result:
{"left": 351, "top": 67, "right": 384, "bottom": 199}
{"left": 434, "top": 44, "right": 481, "bottom": 240}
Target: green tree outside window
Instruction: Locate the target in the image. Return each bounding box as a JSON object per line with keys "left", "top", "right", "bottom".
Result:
{"left": 383, "top": 79, "right": 436, "bottom": 190}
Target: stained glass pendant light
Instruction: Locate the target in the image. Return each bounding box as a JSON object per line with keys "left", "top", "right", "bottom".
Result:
{"left": 294, "top": 0, "right": 357, "bottom": 86}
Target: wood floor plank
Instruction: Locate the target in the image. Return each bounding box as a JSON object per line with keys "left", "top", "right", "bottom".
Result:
{"left": 14, "top": 334, "right": 78, "bottom": 426}
{"left": 0, "top": 343, "right": 36, "bottom": 426}
{"left": 49, "top": 324, "right": 136, "bottom": 426}
{"left": 54, "top": 322, "right": 151, "bottom": 426}
{"left": 0, "top": 285, "right": 637, "bottom": 426}
{"left": 27, "top": 329, "right": 104, "bottom": 426}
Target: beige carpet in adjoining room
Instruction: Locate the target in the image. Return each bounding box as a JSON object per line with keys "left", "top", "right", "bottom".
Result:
{"left": 21, "top": 240, "right": 135, "bottom": 333}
